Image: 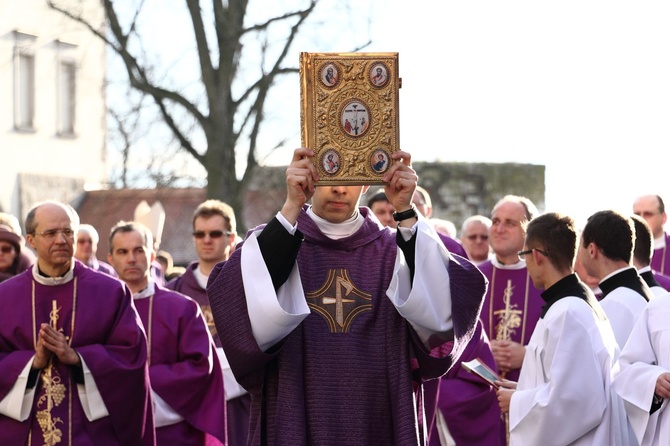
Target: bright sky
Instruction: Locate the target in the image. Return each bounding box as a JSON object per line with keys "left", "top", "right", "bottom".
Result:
{"left": 369, "top": 1, "right": 670, "bottom": 227}
{"left": 111, "top": 1, "right": 670, "bottom": 228}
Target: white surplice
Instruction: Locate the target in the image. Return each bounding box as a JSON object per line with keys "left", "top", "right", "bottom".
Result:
{"left": 509, "top": 296, "right": 628, "bottom": 445}
{"left": 613, "top": 292, "right": 670, "bottom": 446}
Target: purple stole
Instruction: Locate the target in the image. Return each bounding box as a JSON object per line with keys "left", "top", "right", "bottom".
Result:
{"left": 478, "top": 260, "right": 543, "bottom": 382}
{"left": 134, "top": 286, "right": 226, "bottom": 445}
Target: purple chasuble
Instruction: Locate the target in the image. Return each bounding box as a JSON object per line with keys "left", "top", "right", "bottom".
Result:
{"left": 167, "top": 263, "right": 220, "bottom": 347}
{"left": 651, "top": 232, "right": 670, "bottom": 276}
{"left": 0, "top": 261, "right": 153, "bottom": 446}
{"left": 653, "top": 271, "right": 670, "bottom": 291}
{"left": 207, "top": 207, "right": 485, "bottom": 446}
{"left": 478, "top": 260, "right": 543, "bottom": 382}
{"left": 427, "top": 319, "right": 502, "bottom": 446}
{"left": 133, "top": 285, "right": 226, "bottom": 445}
{"left": 168, "top": 262, "right": 251, "bottom": 446}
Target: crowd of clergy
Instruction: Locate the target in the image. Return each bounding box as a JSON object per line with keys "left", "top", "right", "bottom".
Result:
{"left": 1, "top": 158, "right": 670, "bottom": 445}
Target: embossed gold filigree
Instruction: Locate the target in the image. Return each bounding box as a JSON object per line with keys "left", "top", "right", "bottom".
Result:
{"left": 300, "top": 52, "right": 400, "bottom": 185}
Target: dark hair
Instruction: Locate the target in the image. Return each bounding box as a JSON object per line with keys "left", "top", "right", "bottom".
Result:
{"left": 582, "top": 210, "right": 634, "bottom": 263}
{"left": 109, "top": 221, "right": 154, "bottom": 254}
{"left": 631, "top": 214, "right": 653, "bottom": 266}
{"left": 366, "top": 189, "right": 389, "bottom": 208}
{"left": 525, "top": 212, "right": 576, "bottom": 272}
{"left": 192, "top": 200, "right": 236, "bottom": 234}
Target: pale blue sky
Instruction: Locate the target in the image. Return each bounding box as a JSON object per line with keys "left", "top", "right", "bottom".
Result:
{"left": 109, "top": 1, "right": 670, "bottom": 227}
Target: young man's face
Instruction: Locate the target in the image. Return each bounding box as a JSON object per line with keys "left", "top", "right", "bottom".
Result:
{"left": 108, "top": 230, "right": 152, "bottom": 291}
{"left": 193, "top": 215, "right": 234, "bottom": 263}
{"left": 311, "top": 185, "right": 367, "bottom": 223}
{"left": 370, "top": 200, "right": 395, "bottom": 228}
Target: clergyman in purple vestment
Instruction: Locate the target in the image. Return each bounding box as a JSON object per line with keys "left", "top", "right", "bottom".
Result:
{"left": 0, "top": 201, "right": 153, "bottom": 446}
{"left": 633, "top": 194, "right": 670, "bottom": 276}
{"left": 208, "top": 149, "right": 486, "bottom": 446}
{"left": 167, "top": 199, "right": 251, "bottom": 446}
{"left": 109, "top": 221, "right": 227, "bottom": 445}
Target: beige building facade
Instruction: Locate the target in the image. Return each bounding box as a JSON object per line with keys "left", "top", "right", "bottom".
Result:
{"left": 0, "top": 0, "right": 107, "bottom": 223}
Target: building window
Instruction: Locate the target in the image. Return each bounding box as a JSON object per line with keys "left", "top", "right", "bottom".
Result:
{"left": 13, "top": 32, "right": 36, "bottom": 131}
{"left": 58, "top": 60, "right": 76, "bottom": 135}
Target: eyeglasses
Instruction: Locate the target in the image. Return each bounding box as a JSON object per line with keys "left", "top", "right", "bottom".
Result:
{"left": 0, "top": 246, "right": 15, "bottom": 254}
{"left": 517, "top": 248, "right": 549, "bottom": 260}
{"left": 466, "top": 234, "right": 489, "bottom": 241}
{"left": 192, "top": 230, "right": 232, "bottom": 239}
{"left": 32, "top": 228, "right": 76, "bottom": 240}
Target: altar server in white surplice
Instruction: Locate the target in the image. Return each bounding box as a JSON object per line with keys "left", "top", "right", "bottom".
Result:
{"left": 613, "top": 292, "right": 670, "bottom": 446}
{"left": 496, "top": 212, "right": 628, "bottom": 446}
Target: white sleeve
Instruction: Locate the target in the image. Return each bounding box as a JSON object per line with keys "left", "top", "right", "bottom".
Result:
{"left": 76, "top": 354, "right": 110, "bottom": 421}
{"left": 0, "top": 358, "right": 38, "bottom": 421}
{"left": 386, "top": 219, "right": 454, "bottom": 346}
{"left": 612, "top": 303, "right": 668, "bottom": 445}
{"left": 241, "top": 230, "right": 310, "bottom": 352}
{"left": 216, "top": 347, "right": 248, "bottom": 400}
{"left": 152, "top": 390, "right": 184, "bottom": 427}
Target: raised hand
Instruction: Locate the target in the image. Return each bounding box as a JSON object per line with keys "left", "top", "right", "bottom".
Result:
{"left": 281, "top": 148, "right": 319, "bottom": 225}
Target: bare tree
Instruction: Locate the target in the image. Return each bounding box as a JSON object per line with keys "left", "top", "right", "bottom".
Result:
{"left": 48, "top": 0, "right": 370, "bottom": 225}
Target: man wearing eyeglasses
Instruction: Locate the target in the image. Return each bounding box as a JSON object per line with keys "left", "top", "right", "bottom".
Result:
{"left": 496, "top": 213, "right": 627, "bottom": 445}
{"left": 167, "top": 199, "right": 250, "bottom": 446}
{"left": 460, "top": 215, "right": 493, "bottom": 265}
{"left": 75, "top": 223, "right": 117, "bottom": 277}
{"left": 633, "top": 194, "right": 670, "bottom": 276}
{"left": 0, "top": 200, "right": 154, "bottom": 445}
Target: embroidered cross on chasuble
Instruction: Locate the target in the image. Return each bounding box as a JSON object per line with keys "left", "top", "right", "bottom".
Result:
{"left": 306, "top": 269, "right": 372, "bottom": 333}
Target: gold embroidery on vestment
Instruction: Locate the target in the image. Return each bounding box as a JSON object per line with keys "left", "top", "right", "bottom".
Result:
{"left": 306, "top": 269, "right": 371, "bottom": 333}
{"left": 31, "top": 279, "right": 78, "bottom": 445}
{"left": 493, "top": 280, "right": 522, "bottom": 341}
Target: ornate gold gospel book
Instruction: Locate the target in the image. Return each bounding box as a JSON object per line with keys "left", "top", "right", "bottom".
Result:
{"left": 300, "top": 52, "right": 400, "bottom": 185}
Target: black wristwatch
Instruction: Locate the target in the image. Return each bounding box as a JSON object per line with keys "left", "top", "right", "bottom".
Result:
{"left": 393, "top": 205, "right": 418, "bottom": 222}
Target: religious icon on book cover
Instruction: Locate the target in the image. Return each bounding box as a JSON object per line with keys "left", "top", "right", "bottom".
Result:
{"left": 300, "top": 52, "right": 399, "bottom": 185}
{"left": 322, "top": 149, "right": 341, "bottom": 175}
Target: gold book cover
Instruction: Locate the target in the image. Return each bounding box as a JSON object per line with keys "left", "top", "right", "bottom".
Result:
{"left": 300, "top": 52, "right": 400, "bottom": 185}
